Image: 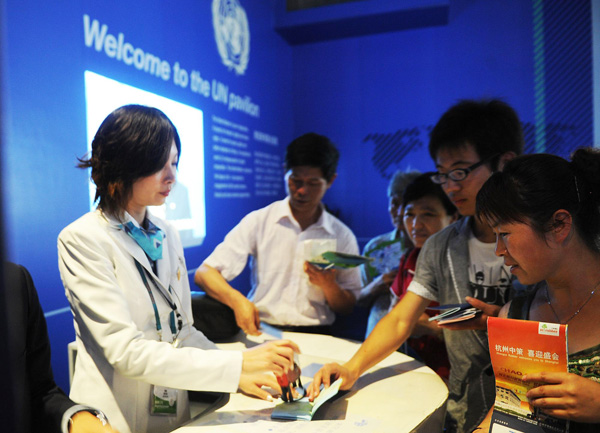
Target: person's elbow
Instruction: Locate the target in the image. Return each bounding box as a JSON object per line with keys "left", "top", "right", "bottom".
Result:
{"left": 194, "top": 263, "right": 213, "bottom": 288}
{"left": 330, "top": 293, "right": 356, "bottom": 315}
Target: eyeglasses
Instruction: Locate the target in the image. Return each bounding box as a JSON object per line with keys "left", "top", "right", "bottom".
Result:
{"left": 430, "top": 153, "right": 499, "bottom": 185}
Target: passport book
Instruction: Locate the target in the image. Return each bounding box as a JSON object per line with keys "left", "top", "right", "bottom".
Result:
{"left": 271, "top": 378, "right": 343, "bottom": 421}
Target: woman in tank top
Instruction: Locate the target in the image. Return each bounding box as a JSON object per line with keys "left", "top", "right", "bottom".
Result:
{"left": 473, "top": 148, "right": 600, "bottom": 432}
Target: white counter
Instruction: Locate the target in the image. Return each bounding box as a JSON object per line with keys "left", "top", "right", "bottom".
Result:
{"left": 174, "top": 326, "right": 448, "bottom": 433}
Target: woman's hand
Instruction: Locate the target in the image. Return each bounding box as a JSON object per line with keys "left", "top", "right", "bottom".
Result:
{"left": 358, "top": 271, "right": 398, "bottom": 306}
{"left": 238, "top": 372, "right": 282, "bottom": 401}
{"left": 524, "top": 372, "right": 600, "bottom": 423}
{"left": 242, "top": 340, "right": 300, "bottom": 377}
{"left": 306, "top": 362, "right": 357, "bottom": 401}
{"left": 380, "top": 269, "right": 398, "bottom": 287}
{"left": 70, "top": 411, "right": 120, "bottom": 433}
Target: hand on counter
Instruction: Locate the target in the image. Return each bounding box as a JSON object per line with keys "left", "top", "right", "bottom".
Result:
{"left": 306, "top": 362, "right": 355, "bottom": 401}
{"left": 239, "top": 339, "right": 301, "bottom": 401}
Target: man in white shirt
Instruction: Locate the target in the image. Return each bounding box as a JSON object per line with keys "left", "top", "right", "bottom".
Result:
{"left": 195, "top": 133, "right": 361, "bottom": 335}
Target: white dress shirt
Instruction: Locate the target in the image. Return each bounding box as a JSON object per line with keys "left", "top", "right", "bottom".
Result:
{"left": 204, "top": 197, "right": 361, "bottom": 326}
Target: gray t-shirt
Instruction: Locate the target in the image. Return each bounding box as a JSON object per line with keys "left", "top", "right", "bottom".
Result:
{"left": 408, "top": 217, "right": 523, "bottom": 433}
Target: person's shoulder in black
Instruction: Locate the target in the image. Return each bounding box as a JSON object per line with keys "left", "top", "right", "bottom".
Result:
{"left": 6, "top": 262, "right": 74, "bottom": 432}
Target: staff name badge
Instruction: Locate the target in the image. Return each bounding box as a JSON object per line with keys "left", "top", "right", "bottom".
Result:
{"left": 151, "top": 385, "right": 178, "bottom": 415}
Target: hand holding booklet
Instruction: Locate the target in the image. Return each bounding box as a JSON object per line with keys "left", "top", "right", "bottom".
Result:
{"left": 309, "top": 251, "right": 373, "bottom": 270}
{"left": 487, "top": 317, "right": 569, "bottom": 433}
{"left": 427, "top": 302, "right": 481, "bottom": 325}
{"left": 271, "top": 378, "right": 343, "bottom": 421}
{"left": 303, "top": 239, "right": 372, "bottom": 270}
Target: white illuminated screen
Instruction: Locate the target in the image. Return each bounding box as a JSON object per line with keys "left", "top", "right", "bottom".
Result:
{"left": 84, "top": 70, "right": 206, "bottom": 247}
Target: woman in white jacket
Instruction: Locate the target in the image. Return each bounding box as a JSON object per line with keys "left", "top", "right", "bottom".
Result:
{"left": 58, "top": 105, "right": 299, "bottom": 433}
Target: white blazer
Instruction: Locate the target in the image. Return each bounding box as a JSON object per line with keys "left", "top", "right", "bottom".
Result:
{"left": 58, "top": 209, "right": 242, "bottom": 433}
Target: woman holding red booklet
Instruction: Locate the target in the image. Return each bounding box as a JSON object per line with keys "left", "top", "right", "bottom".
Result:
{"left": 474, "top": 148, "right": 600, "bottom": 432}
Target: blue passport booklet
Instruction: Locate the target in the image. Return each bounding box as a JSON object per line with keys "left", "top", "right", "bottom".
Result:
{"left": 271, "top": 378, "right": 343, "bottom": 421}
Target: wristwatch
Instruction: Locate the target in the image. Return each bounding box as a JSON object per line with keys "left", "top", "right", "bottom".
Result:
{"left": 91, "top": 409, "right": 109, "bottom": 426}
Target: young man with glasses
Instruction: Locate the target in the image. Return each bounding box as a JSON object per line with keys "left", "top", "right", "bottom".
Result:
{"left": 195, "top": 133, "right": 361, "bottom": 336}
{"left": 308, "top": 99, "right": 525, "bottom": 433}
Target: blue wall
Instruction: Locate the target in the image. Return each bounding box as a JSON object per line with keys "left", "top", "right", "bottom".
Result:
{"left": 3, "top": 0, "right": 294, "bottom": 390}
{"left": 291, "top": 0, "right": 593, "bottom": 244}
{"left": 1, "top": 0, "right": 594, "bottom": 392}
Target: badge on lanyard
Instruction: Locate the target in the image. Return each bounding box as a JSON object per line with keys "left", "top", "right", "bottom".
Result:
{"left": 151, "top": 385, "right": 178, "bottom": 415}
{"left": 135, "top": 260, "right": 182, "bottom": 417}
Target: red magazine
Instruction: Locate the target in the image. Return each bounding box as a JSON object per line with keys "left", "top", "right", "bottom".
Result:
{"left": 487, "top": 317, "right": 569, "bottom": 433}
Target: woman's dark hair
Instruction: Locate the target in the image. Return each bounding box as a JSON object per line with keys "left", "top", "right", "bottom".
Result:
{"left": 403, "top": 173, "right": 457, "bottom": 216}
{"left": 284, "top": 133, "right": 339, "bottom": 182}
{"left": 78, "top": 104, "right": 181, "bottom": 219}
{"left": 476, "top": 148, "right": 600, "bottom": 253}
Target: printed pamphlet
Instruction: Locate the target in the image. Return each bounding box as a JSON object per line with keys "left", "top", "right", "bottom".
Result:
{"left": 487, "top": 317, "right": 569, "bottom": 433}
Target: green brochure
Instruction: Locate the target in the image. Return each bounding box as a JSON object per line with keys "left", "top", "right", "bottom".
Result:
{"left": 309, "top": 251, "right": 373, "bottom": 269}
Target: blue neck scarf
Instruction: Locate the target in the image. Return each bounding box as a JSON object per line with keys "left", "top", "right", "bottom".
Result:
{"left": 121, "top": 219, "right": 164, "bottom": 261}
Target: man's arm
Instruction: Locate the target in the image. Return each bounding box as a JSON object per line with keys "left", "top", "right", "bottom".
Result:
{"left": 346, "top": 291, "right": 431, "bottom": 373}
{"left": 194, "top": 264, "right": 261, "bottom": 335}
{"left": 303, "top": 262, "right": 356, "bottom": 314}
{"left": 308, "top": 291, "right": 431, "bottom": 398}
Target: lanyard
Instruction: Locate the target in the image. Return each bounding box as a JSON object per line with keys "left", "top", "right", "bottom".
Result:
{"left": 134, "top": 260, "right": 182, "bottom": 342}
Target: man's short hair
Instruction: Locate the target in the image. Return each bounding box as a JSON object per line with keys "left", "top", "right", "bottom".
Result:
{"left": 285, "top": 133, "right": 339, "bottom": 182}
{"left": 429, "top": 99, "right": 524, "bottom": 170}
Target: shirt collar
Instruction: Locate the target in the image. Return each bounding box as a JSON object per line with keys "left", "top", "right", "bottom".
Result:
{"left": 276, "top": 197, "right": 336, "bottom": 235}
{"left": 104, "top": 209, "right": 166, "bottom": 237}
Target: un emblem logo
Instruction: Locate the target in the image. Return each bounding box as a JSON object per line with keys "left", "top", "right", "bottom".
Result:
{"left": 212, "top": 0, "right": 250, "bottom": 75}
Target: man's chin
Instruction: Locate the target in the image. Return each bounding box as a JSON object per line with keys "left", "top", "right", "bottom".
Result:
{"left": 290, "top": 200, "right": 318, "bottom": 213}
{"left": 290, "top": 200, "right": 308, "bottom": 209}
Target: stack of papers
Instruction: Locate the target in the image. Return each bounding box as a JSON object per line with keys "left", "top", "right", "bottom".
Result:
{"left": 427, "top": 303, "right": 481, "bottom": 325}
